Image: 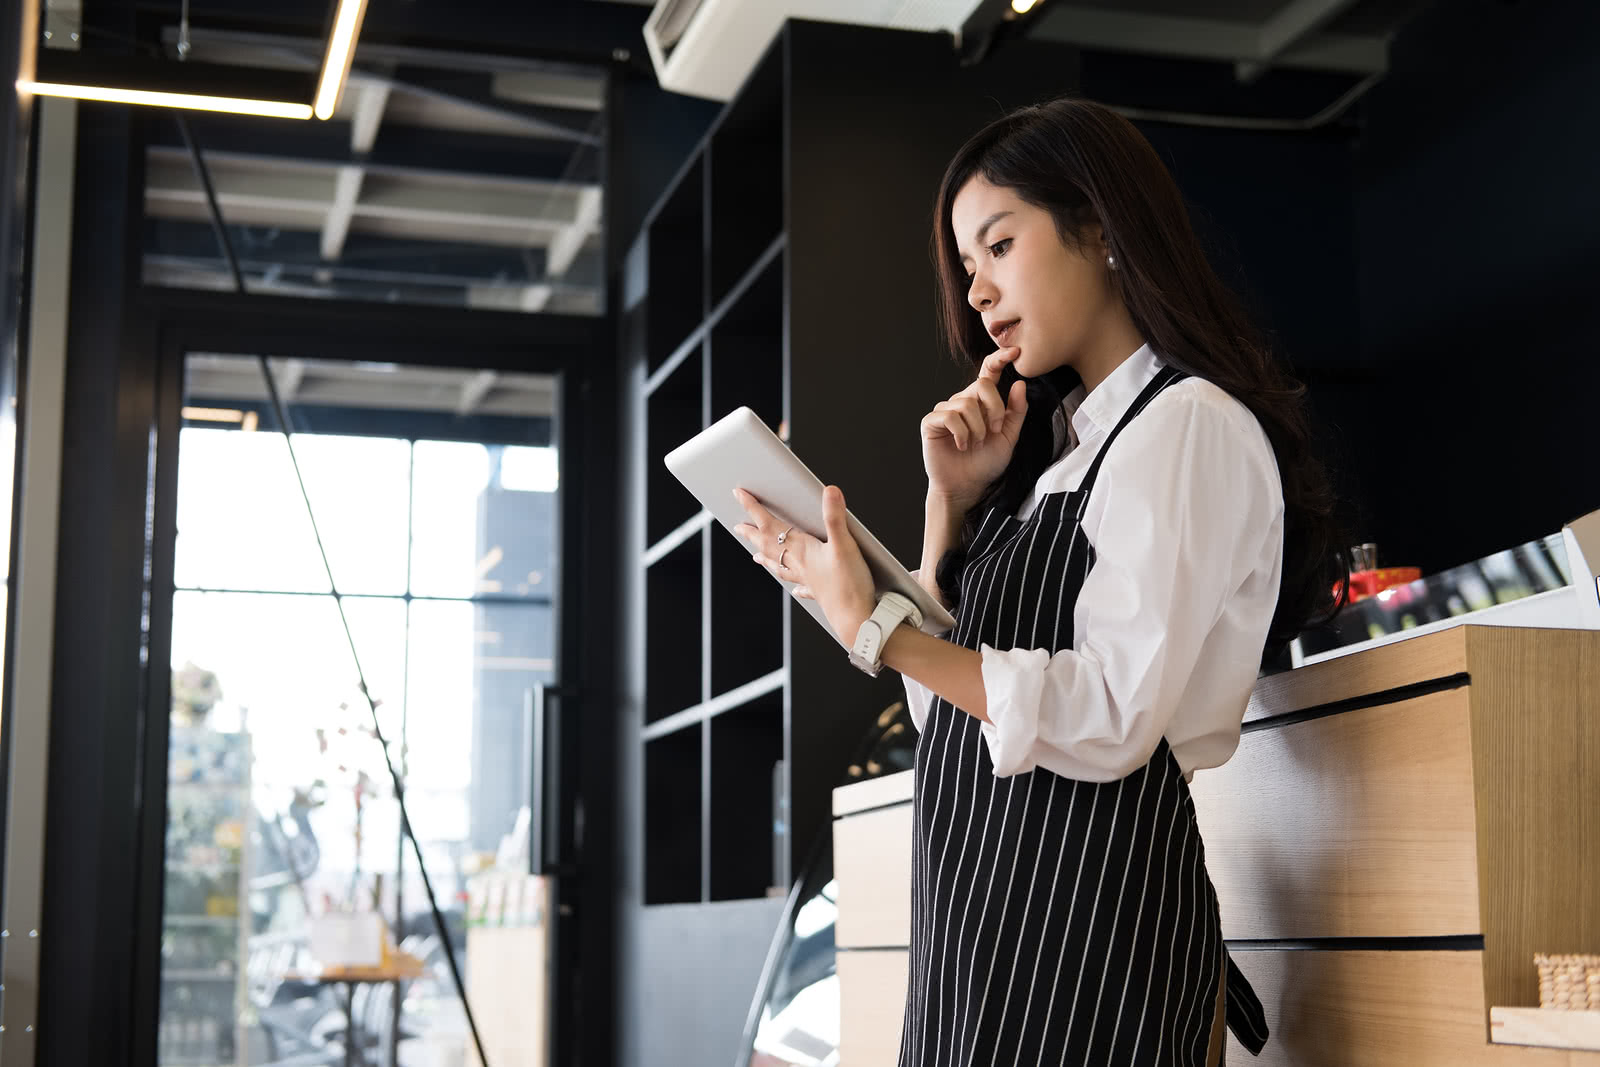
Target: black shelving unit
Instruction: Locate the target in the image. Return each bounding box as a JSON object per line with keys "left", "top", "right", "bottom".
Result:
{"left": 708, "top": 53, "right": 784, "bottom": 307}
{"left": 643, "top": 726, "right": 702, "bottom": 906}
{"left": 708, "top": 690, "right": 785, "bottom": 902}
{"left": 707, "top": 246, "right": 783, "bottom": 433}
{"left": 622, "top": 21, "right": 1076, "bottom": 907}
{"left": 644, "top": 347, "right": 703, "bottom": 547}
{"left": 644, "top": 533, "right": 703, "bottom": 725}
{"left": 644, "top": 154, "right": 706, "bottom": 375}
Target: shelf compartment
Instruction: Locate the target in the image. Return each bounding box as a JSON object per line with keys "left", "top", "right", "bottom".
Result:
{"left": 708, "top": 246, "right": 784, "bottom": 433}
{"left": 645, "top": 153, "right": 707, "bottom": 371}
{"left": 645, "top": 510, "right": 712, "bottom": 569}
{"left": 645, "top": 347, "right": 704, "bottom": 547}
{"left": 708, "top": 44, "right": 784, "bottom": 307}
{"left": 709, "top": 506, "right": 785, "bottom": 697}
{"left": 644, "top": 723, "right": 705, "bottom": 905}
{"left": 645, "top": 532, "right": 704, "bottom": 725}
{"left": 708, "top": 688, "right": 787, "bottom": 901}
{"left": 641, "top": 669, "right": 788, "bottom": 743}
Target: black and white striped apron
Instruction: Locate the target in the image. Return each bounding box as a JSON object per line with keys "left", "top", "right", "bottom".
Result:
{"left": 898, "top": 366, "right": 1269, "bottom": 1066}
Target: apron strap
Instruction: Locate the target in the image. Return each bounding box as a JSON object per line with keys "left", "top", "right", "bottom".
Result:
{"left": 1223, "top": 953, "right": 1270, "bottom": 1055}
{"left": 1073, "top": 364, "right": 1188, "bottom": 520}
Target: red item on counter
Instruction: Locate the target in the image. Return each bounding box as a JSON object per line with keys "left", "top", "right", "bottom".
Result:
{"left": 1340, "top": 567, "right": 1423, "bottom": 605}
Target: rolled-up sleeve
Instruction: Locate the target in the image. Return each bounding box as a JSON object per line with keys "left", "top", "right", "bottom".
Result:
{"left": 978, "top": 391, "right": 1281, "bottom": 781}
{"left": 901, "top": 568, "right": 938, "bottom": 732}
{"left": 903, "top": 672, "right": 937, "bottom": 733}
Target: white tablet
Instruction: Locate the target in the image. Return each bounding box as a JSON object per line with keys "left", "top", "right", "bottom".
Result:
{"left": 664, "top": 406, "right": 956, "bottom": 646}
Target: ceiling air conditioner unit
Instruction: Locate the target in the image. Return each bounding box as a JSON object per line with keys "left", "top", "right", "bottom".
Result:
{"left": 644, "top": 0, "right": 984, "bottom": 102}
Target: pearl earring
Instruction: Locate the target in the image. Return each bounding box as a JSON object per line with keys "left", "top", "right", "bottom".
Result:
{"left": 1106, "top": 253, "right": 1118, "bottom": 270}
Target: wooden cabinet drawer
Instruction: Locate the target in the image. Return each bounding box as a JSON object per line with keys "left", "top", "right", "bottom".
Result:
{"left": 838, "top": 950, "right": 907, "bottom": 1066}
{"left": 1226, "top": 949, "right": 1592, "bottom": 1066}
{"left": 1191, "top": 688, "right": 1480, "bottom": 940}
{"left": 834, "top": 802, "right": 914, "bottom": 949}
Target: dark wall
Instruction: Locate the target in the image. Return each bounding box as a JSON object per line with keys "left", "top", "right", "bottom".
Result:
{"left": 607, "top": 73, "right": 722, "bottom": 270}
{"left": 1141, "top": 123, "right": 1360, "bottom": 375}
{"left": 1137, "top": 121, "right": 1369, "bottom": 541}
{"left": 1354, "top": 0, "right": 1600, "bottom": 573}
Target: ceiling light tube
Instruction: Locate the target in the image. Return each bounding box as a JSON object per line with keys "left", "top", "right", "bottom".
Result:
{"left": 17, "top": 80, "right": 314, "bottom": 119}
{"left": 1012, "top": 0, "right": 1041, "bottom": 12}
{"left": 314, "top": 0, "right": 371, "bottom": 121}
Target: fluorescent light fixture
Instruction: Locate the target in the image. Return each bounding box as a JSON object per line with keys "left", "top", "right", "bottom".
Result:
{"left": 17, "top": 79, "right": 314, "bottom": 119}
{"left": 314, "top": 0, "right": 371, "bottom": 120}
{"left": 17, "top": 0, "right": 362, "bottom": 122}
{"left": 22, "top": 52, "right": 318, "bottom": 120}
{"left": 1012, "top": 0, "right": 1040, "bottom": 12}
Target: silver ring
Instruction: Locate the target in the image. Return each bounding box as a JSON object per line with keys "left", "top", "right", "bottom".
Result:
{"left": 777, "top": 526, "right": 793, "bottom": 545}
{"left": 778, "top": 548, "right": 788, "bottom": 569}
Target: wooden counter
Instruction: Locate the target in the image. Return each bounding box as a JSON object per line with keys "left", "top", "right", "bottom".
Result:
{"left": 832, "top": 626, "right": 1600, "bottom": 1064}
{"left": 464, "top": 878, "right": 552, "bottom": 1067}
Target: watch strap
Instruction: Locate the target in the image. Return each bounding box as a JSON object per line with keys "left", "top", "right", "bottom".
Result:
{"left": 848, "top": 592, "right": 923, "bottom": 676}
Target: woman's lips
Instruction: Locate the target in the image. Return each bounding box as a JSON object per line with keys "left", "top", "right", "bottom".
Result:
{"left": 994, "top": 320, "right": 1020, "bottom": 346}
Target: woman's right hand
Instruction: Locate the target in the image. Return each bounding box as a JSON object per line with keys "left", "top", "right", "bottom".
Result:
{"left": 921, "top": 347, "right": 1030, "bottom": 513}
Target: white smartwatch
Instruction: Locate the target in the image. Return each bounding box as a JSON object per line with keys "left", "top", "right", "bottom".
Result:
{"left": 848, "top": 592, "right": 924, "bottom": 677}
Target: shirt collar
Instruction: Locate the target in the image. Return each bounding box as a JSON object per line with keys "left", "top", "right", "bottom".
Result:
{"left": 1069, "top": 343, "right": 1163, "bottom": 446}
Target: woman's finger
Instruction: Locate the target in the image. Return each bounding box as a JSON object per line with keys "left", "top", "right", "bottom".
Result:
{"left": 1002, "top": 378, "right": 1030, "bottom": 434}
{"left": 822, "top": 485, "right": 851, "bottom": 548}
{"left": 753, "top": 553, "right": 784, "bottom": 578}
{"left": 951, "top": 395, "right": 988, "bottom": 445}
{"left": 976, "top": 346, "right": 1020, "bottom": 384}
{"left": 923, "top": 410, "right": 968, "bottom": 450}
{"left": 942, "top": 412, "right": 970, "bottom": 450}
{"left": 755, "top": 543, "right": 804, "bottom": 575}
{"left": 970, "top": 376, "right": 1007, "bottom": 433}
{"left": 732, "top": 487, "right": 774, "bottom": 528}
{"left": 733, "top": 522, "right": 766, "bottom": 554}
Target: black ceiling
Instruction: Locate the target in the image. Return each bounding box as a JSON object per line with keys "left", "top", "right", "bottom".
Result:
{"left": 97, "top": 0, "right": 654, "bottom": 71}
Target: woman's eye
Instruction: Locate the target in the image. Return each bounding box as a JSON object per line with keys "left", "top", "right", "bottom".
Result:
{"left": 988, "top": 238, "right": 1012, "bottom": 259}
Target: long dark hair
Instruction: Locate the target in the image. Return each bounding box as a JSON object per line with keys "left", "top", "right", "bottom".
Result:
{"left": 931, "top": 97, "right": 1348, "bottom": 656}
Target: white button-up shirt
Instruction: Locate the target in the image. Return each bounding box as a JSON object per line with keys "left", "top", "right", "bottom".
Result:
{"left": 903, "top": 344, "right": 1285, "bottom": 782}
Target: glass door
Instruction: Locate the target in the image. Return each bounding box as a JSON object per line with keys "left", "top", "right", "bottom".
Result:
{"left": 157, "top": 353, "right": 559, "bottom": 1067}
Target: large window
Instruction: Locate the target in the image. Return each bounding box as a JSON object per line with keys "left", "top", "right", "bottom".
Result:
{"left": 160, "top": 357, "right": 556, "bottom": 1066}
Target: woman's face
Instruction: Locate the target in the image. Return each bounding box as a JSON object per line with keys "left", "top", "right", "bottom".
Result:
{"left": 950, "top": 176, "right": 1116, "bottom": 381}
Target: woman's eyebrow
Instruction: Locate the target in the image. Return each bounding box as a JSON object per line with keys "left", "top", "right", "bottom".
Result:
{"left": 959, "top": 210, "right": 1014, "bottom": 267}
{"left": 973, "top": 211, "right": 1013, "bottom": 247}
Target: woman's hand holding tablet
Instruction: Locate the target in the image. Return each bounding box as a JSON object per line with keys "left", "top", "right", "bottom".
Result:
{"left": 663, "top": 408, "right": 956, "bottom": 648}
{"left": 732, "top": 484, "right": 878, "bottom": 644}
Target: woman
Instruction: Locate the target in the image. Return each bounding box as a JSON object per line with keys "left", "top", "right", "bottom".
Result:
{"left": 735, "top": 98, "right": 1344, "bottom": 1065}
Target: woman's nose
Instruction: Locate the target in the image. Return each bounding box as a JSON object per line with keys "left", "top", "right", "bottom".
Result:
{"left": 968, "top": 273, "right": 997, "bottom": 312}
